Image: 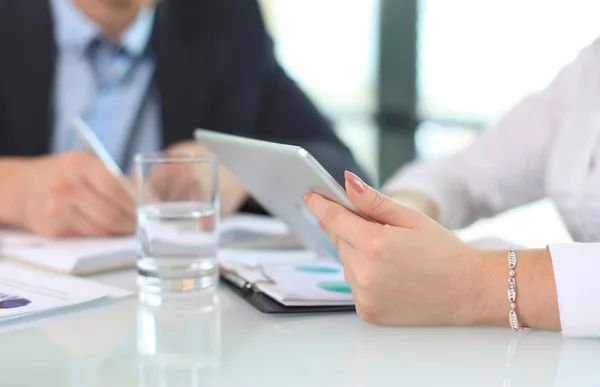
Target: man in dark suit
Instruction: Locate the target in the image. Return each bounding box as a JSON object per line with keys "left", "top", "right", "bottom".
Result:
{"left": 0, "top": 0, "right": 365, "bottom": 237}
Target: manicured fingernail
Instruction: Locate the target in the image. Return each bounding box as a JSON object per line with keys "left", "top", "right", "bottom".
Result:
{"left": 303, "top": 193, "right": 312, "bottom": 204}
{"left": 345, "top": 171, "right": 367, "bottom": 194}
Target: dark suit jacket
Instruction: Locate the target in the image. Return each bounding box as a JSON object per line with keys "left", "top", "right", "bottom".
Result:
{"left": 0, "top": 0, "right": 366, "bottom": 186}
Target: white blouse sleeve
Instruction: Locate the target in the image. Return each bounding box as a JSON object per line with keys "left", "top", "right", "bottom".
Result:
{"left": 548, "top": 243, "right": 600, "bottom": 338}
{"left": 382, "top": 47, "right": 588, "bottom": 230}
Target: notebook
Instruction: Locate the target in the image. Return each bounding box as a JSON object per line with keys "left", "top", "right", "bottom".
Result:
{"left": 0, "top": 262, "right": 132, "bottom": 323}
{"left": 219, "top": 250, "right": 355, "bottom": 313}
{"left": 0, "top": 214, "right": 294, "bottom": 275}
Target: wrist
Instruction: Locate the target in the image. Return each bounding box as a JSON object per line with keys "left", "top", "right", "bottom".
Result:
{"left": 470, "top": 249, "right": 507, "bottom": 327}
{"left": 470, "top": 247, "right": 560, "bottom": 331}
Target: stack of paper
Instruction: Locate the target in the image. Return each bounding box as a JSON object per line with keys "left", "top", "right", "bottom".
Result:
{"left": 0, "top": 214, "right": 296, "bottom": 275}
{"left": 219, "top": 214, "right": 290, "bottom": 243}
{"left": 0, "top": 232, "right": 138, "bottom": 275}
{"left": 222, "top": 259, "right": 354, "bottom": 307}
{"left": 219, "top": 248, "right": 320, "bottom": 266}
{"left": 0, "top": 262, "right": 131, "bottom": 323}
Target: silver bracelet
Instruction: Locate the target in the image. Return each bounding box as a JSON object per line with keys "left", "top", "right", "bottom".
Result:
{"left": 507, "top": 247, "right": 525, "bottom": 331}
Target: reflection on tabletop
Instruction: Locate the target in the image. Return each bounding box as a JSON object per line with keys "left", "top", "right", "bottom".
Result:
{"left": 137, "top": 289, "right": 222, "bottom": 387}
{"left": 0, "top": 286, "right": 599, "bottom": 386}
{"left": 1, "top": 289, "right": 222, "bottom": 387}
{"left": 220, "top": 311, "right": 599, "bottom": 387}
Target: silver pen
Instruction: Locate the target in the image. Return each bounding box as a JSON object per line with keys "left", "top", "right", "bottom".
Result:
{"left": 220, "top": 266, "right": 255, "bottom": 292}
{"left": 70, "top": 117, "right": 123, "bottom": 176}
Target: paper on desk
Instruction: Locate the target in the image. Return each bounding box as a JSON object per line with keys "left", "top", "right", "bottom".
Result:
{"left": 0, "top": 231, "right": 138, "bottom": 274}
{"left": 0, "top": 214, "right": 296, "bottom": 275}
{"left": 224, "top": 258, "right": 353, "bottom": 307}
{"left": 219, "top": 248, "right": 319, "bottom": 265}
{"left": 220, "top": 214, "right": 289, "bottom": 241}
{"left": 0, "top": 262, "right": 132, "bottom": 323}
{"left": 219, "top": 214, "right": 303, "bottom": 250}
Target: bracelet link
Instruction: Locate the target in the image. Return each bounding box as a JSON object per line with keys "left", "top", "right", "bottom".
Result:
{"left": 507, "top": 278, "right": 517, "bottom": 302}
{"left": 507, "top": 247, "right": 524, "bottom": 332}
{"left": 509, "top": 310, "right": 520, "bottom": 331}
{"left": 508, "top": 248, "right": 517, "bottom": 269}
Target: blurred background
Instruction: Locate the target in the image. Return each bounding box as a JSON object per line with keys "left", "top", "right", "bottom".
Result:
{"left": 258, "top": 0, "right": 600, "bottom": 186}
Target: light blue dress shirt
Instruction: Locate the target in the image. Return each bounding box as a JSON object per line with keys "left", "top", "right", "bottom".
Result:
{"left": 49, "top": 0, "right": 162, "bottom": 175}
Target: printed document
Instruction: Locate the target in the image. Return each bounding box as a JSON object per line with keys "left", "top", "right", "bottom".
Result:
{"left": 0, "top": 262, "right": 131, "bottom": 323}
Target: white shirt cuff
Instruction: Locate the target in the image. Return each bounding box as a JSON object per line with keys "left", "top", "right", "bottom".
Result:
{"left": 548, "top": 243, "right": 600, "bottom": 337}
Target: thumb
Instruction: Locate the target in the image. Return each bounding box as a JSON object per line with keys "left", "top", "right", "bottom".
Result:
{"left": 344, "top": 171, "right": 420, "bottom": 228}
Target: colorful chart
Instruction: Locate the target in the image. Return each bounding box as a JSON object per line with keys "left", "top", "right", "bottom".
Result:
{"left": 295, "top": 265, "right": 341, "bottom": 274}
{"left": 317, "top": 281, "right": 352, "bottom": 294}
{"left": 0, "top": 297, "right": 31, "bottom": 309}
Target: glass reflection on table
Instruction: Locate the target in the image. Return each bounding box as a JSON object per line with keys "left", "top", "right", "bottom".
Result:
{"left": 136, "top": 288, "right": 221, "bottom": 387}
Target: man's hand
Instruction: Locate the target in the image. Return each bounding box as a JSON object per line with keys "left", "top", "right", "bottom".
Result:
{"left": 10, "top": 151, "right": 136, "bottom": 237}
{"left": 163, "top": 140, "right": 249, "bottom": 217}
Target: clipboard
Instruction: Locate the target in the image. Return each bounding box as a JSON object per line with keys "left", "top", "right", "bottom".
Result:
{"left": 219, "top": 266, "right": 356, "bottom": 314}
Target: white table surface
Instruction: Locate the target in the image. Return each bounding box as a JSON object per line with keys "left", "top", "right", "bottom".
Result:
{"left": 1, "top": 200, "right": 598, "bottom": 387}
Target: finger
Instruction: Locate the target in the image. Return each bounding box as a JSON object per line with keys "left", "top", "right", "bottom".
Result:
{"left": 320, "top": 221, "right": 353, "bottom": 252}
{"left": 344, "top": 171, "right": 421, "bottom": 228}
{"left": 161, "top": 165, "right": 182, "bottom": 200}
{"left": 335, "top": 236, "right": 356, "bottom": 267}
{"left": 148, "top": 164, "right": 184, "bottom": 201}
{"left": 81, "top": 163, "right": 136, "bottom": 218}
{"left": 145, "top": 168, "right": 167, "bottom": 203}
{"left": 46, "top": 202, "right": 105, "bottom": 237}
{"left": 319, "top": 221, "right": 337, "bottom": 247}
{"left": 304, "top": 193, "right": 379, "bottom": 245}
{"left": 321, "top": 232, "right": 361, "bottom": 294}
{"left": 170, "top": 168, "right": 202, "bottom": 201}
{"left": 337, "top": 241, "right": 362, "bottom": 292}
{"left": 67, "top": 206, "right": 111, "bottom": 237}
{"left": 71, "top": 185, "right": 135, "bottom": 235}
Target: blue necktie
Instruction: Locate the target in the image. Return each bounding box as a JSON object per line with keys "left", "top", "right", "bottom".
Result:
{"left": 84, "top": 38, "right": 137, "bottom": 167}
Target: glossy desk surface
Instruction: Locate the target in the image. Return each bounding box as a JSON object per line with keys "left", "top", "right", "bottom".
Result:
{"left": 1, "top": 200, "right": 598, "bottom": 387}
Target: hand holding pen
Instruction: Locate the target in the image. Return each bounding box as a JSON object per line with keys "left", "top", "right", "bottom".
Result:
{"left": 2, "top": 118, "right": 136, "bottom": 238}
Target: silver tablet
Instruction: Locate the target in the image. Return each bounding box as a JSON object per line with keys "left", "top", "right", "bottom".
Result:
{"left": 194, "top": 129, "right": 365, "bottom": 259}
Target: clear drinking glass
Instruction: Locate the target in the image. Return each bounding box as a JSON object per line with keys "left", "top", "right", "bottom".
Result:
{"left": 137, "top": 289, "right": 221, "bottom": 387}
{"left": 134, "top": 152, "right": 220, "bottom": 292}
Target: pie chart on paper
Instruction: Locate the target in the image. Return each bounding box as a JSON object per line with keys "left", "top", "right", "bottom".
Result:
{"left": 317, "top": 281, "right": 352, "bottom": 294}
{"left": 0, "top": 297, "right": 31, "bottom": 309}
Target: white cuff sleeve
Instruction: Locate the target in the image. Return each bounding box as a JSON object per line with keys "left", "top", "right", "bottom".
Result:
{"left": 548, "top": 243, "right": 600, "bottom": 338}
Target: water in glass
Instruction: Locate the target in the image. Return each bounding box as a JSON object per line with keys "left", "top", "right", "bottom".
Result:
{"left": 137, "top": 201, "right": 219, "bottom": 291}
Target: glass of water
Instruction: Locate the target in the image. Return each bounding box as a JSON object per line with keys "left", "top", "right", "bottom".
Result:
{"left": 134, "top": 152, "right": 220, "bottom": 292}
{"left": 137, "top": 289, "right": 221, "bottom": 387}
